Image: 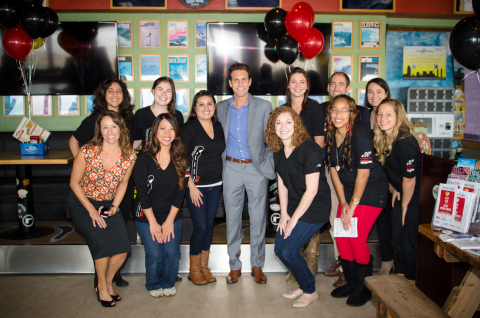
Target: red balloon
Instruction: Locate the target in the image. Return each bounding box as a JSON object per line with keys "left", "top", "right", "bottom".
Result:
{"left": 291, "top": 2, "right": 315, "bottom": 25}
{"left": 285, "top": 8, "right": 312, "bottom": 42}
{"left": 2, "top": 22, "right": 32, "bottom": 61}
{"left": 299, "top": 27, "right": 324, "bottom": 60}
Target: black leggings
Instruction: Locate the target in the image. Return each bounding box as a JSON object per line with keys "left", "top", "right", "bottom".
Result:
{"left": 375, "top": 193, "right": 394, "bottom": 262}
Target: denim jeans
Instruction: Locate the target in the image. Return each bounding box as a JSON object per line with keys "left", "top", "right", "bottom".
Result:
{"left": 186, "top": 185, "right": 222, "bottom": 255}
{"left": 275, "top": 220, "right": 324, "bottom": 294}
{"left": 136, "top": 219, "right": 183, "bottom": 291}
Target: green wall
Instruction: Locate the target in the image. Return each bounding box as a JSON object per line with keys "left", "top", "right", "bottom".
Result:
{"left": 0, "top": 12, "right": 458, "bottom": 132}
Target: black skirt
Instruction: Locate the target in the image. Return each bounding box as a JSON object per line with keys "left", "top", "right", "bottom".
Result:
{"left": 67, "top": 191, "right": 131, "bottom": 260}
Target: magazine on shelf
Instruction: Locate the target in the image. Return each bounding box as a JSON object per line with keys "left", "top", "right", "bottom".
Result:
{"left": 458, "top": 158, "right": 477, "bottom": 170}
{"left": 447, "top": 178, "right": 465, "bottom": 189}
{"left": 466, "top": 249, "right": 480, "bottom": 257}
{"left": 439, "top": 233, "right": 480, "bottom": 242}
{"left": 452, "top": 167, "right": 470, "bottom": 176}
{"left": 432, "top": 184, "right": 458, "bottom": 229}
{"left": 469, "top": 170, "right": 480, "bottom": 183}
{"left": 463, "top": 182, "right": 480, "bottom": 223}
{"left": 449, "top": 174, "right": 468, "bottom": 181}
{"left": 451, "top": 238, "right": 480, "bottom": 250}
{"left": 451, "top": 191, "right": 475, "bottom": 233}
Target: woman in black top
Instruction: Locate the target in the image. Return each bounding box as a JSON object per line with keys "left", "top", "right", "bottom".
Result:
{"left": 325, "top": 95, "right": 388, "bottom": 307}
{"left": 133, "top": 77, "right": 184, "bottom": 149}
{"left": 365, "top": 78, "right": 391, "bottom": 130}
{"left": 68, "top": 78, "right": 135, "bottom": 287}
{"left": 265, "top": 106, "right": 331, "bottom": 308}
{"left": 181, "top": 90, "right": 226, "bottom": 285}
{"left": 373, "top": 99, "right": 421, "bottom": 281}
{"left": 133, "top": 113, "right": 188, "bottom": 298}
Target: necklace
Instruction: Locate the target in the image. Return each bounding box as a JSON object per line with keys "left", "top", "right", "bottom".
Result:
{"left": 335, "top": 139, "right": 344, "bottom": 172}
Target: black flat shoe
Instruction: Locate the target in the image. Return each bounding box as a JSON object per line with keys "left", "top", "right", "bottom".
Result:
{"left": 176, "top": 274, "right": 182, "bottom": 282}
{"left": 114, "top": 272, "right": 129, "bottom": 287}
{"left": 95, "top": 288, "right": 115, "bottom": 307}
{"left": 110, "top": 294, "right": 121, "bottom": 302}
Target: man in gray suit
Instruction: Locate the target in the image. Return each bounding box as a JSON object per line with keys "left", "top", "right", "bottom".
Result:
{"left": 217, "top": 63, "right": 275, "bottom": 284}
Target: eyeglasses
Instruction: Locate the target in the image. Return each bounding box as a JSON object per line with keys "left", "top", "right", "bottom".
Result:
{"left": 331, "top": 109, "right": 351, "bottom": 114}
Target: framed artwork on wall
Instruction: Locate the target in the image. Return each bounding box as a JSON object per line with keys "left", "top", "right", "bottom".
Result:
{"left": 58, "top": 95, "right": 80, "bottom": 116}
{"left": 111, "top": 0, "right": 166, "bottom": 9}
{"left": 226, "top": 0, "right": 280, "bottom": 9}
{"left": 167, "top": 20, "right": 188, "bottom": 49}
{"left": 139, "top": 20, "right": 161, "bottom": 49}
{"left": 141, "top": 88, "right": 154, "bottom": 108}
{"left": 310, "top": 96, "right": 325, "bottom": 104}
{"left": 118, "top": 54, "right": 134, "bottom": 82}
{"left": 454, "top": 0, "right": 474, "bottom": 14}
{"left": 340, "top": 0, "right": 395, "bottom": 12}
{"left": 358, "top": 55, "right": 381, "bottom": 83}
{"left": 195, "top": 20, "right": 214, "bottom": 48}
{"left": 277, "top": 96, "right": 286, "bottom": 107}
{"left": 85, "top": 95, "right": 95, "bottom": 116}
{"left": 332, "top": 21, "right": 354, "bottom": 49}
{"left": 360, "top": 21, "right": 381, "bottom": 49}
{"left": 31, "top": 96, "right": 53, "bottom": 117}
{"left": 331, "top": 55, "right": 353, "bottom": 78}
{"left": 195, "top": 54, "right": 207, "bottom": 83}
{"left": 358, "top": 89, "right": 366, "bottom": 106}
{"left": 3, "top": 96, "right": 25, "bottom": 117}
{"left": 175, "top": 88, "right": 190, "bottom": 116}
{"left": 140, "top": 54, "right": 161, "bottom": 82}
{"left": 168, "top": 54, "right": 189, "bottom": 82}
{"left": 116, "top": 20, "right": 133, "bottom": 49}
{"left": 127, "top": 88, "right": 134, "bottom": 106}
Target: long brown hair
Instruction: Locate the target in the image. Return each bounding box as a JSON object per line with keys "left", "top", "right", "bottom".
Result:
{"left": 151, "top": 77, "right": 177, "bottom": 116}
{"left": 92, "top": 78, "right": 134, "bottom": 124}
{"left": 285, "top": 67, "right": 310, "bottom": 114}
{"left": 89, "top": 110, "right": 132, "bottom": 158}
{"left": 265, "top": 106, "right": 310, "bottom": 153}
{"left": 365, "top": 78, "right": 391, "bottom": 109}
{"left": 144, "top": 113, "right": 187, "bottom": 189}
{"left": 325, "top": 95, "right": 358, "bottom": 172}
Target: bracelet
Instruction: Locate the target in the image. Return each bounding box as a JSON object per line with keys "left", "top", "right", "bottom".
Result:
{"left": 111, "top": 205, "right": 120, "bottom": 213}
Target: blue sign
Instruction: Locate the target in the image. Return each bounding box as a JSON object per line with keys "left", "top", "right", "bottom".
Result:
{"left": 178, "top": 0, "right": 213, "bottom": 8}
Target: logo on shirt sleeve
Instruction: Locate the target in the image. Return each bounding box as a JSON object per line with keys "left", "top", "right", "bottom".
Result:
{"left": 406, "top": 159, "right": 415, "bottom": 172}
{"left": 316, "top": 163, "right": 322, "bottom": 167}
{"left": 360, "top": 151, "right": 372, "bottom": 164}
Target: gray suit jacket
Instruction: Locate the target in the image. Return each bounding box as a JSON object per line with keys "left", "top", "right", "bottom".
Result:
{"left": 217, "top": 95, "right": 275, "bottom": 180}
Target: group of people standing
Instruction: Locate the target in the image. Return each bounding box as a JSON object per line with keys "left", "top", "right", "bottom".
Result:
{"left": 66, "top": 62, "right": 421, "bottom": 309}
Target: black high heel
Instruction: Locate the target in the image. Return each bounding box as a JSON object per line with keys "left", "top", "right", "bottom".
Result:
{"left": 95, "top": 287, "right": 116, "bottom": 307}
{"left": 110, "top": 294, "right": 121, "bottom": 302}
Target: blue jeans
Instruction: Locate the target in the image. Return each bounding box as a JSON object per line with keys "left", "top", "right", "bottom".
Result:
{"left": 186, "top": 185, "right": 222, "bottom": 255}
{"left": 275, "top": 221, "right": 324, "bottom": 294}
{"left": 135, "top": 219, "right": 183, "bottom": 291}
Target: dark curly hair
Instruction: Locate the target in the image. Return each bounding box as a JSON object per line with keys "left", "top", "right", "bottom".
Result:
{"left": 325, "top": 95, "right": 358, "bottom": 172}
{"left": 89, "top": 110, "right": 132, "bottom": 158}
{"left": 265, "top": 106, "right": 310, "bottom": 153}
{"left": 144, "top": 113, "right": 187, "bottom": 189}
{"left": 92, "top": 78, "right": 134, "bottom": 124}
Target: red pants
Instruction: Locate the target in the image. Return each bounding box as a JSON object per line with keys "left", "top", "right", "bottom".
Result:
{"left": 336, "top": 204, "right": 382, "bottom": 265}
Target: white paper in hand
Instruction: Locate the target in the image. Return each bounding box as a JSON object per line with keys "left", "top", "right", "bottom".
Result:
{"left": 334, "top": 217, "right": 358, "bottom": 237}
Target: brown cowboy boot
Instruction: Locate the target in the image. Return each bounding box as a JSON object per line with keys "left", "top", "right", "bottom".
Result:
{"left": 188, "top": 254, "right": 208, "bottom": 285}
{"left": 200, "top": 250, "right": 216, "bottom": 283}
{"left": 304, "top": 230, "right": 321, "bottom": 276}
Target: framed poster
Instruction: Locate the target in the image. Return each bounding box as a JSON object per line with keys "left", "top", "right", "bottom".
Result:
{"left": 226, "top": 0, "right": 280, "bottom": 9}
{"left": 139, "top": 20, "right": 161, "bottom": 49}
{"left": 340, "top": 0, "right": 395, "bottom": 12}
{"left": 111, "top": 0, "right": 166, "bottom": 9}
{"left": 332, "top": 21, "right": 354, "bottom": 49}
{"left": 31, "top": 96, "right": 53, "bottom": 117}
{"left": 117, "top": 20, "right": 133, "bottom": 49}
{"left": 360, "top": 21, "right": 381, "bottom": 49}
{"left": 358, "top": 89, "right": 366, "bottom": 107}
{"left": 403, "top": 46, "right": 447, "bottom": 80}
{"left": 195, "top": 20, "right": 214, "bottom": 48}
{"left": 359, "top": 55, "right": 381, "bottom": 83}
{"left": 168, "top": 54, "right": 189, "bottom": 82}
{"left": 277, "top": 96, "right": 286, "bottom": 107}
{"left": 127, "top": 88, "right": 134, "bottom": 105}
{"left": 167, "top": 20, "right": 188, "bottom": 49}
{"left": 310, "top": 96, "right": 325, "bottom": 104}
{"left": 175, "top": 88, "right": 189, "bottom": 116}
{"left": 141, "top": 88, "right": 154, "bottom": 108}
{"left": 195, "top": 54, "right": 207, "bottom": 83}
{"left": 140, "top": 54, "right": 161, "bottom": 82}
{"left": 58, "top": 95, "right": 80, "bottom": 116}
{"left": 454, "top": 0, "right": 474, "bottom": 14}
{"left": 85, "top": 95, "right": 95, "bottom": 116}
{"left": 118, "top": 54, "right": 134, "bottom": 82}
{"left": 331, "top": 55, "right": 353, "bottom": 78}
{"left": 3, "top": 96, "right": 25, "bottom": 117}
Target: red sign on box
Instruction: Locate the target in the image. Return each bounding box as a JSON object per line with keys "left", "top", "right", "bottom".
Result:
{"left": 438, "top": 190, "right": 454, "bottom": 215}
{"left": 454, "top": 197, "right": 465, "bottom": 222}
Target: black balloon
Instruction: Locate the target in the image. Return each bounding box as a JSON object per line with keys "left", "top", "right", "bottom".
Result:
{"left": 264, "top": 36, "right": 279, "bottom": 63}
{"left": 275, "top": 35, "right": 298, "bottom": 65}
{"left": 0, "top": 0, "right": 20, "bottom": 29}
{"left": 40, "top": 7, "right": 58, "bottom": 38}
{"left": 264, "top": 7, "right": 287, "bottom": 39}
{"left": 450, "top": 16, "right": 480, "bottom": 71}
{"left": 63, "top": 22, "right": 99, "bottom": 43}
{"left": 20, "top": 0, "right": 44, "bottom": 5}
{"left": 21, "top": 5, "right": 47, "bottom": 39}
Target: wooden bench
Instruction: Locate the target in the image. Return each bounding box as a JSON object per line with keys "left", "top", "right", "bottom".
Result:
{"left": 365, "top": 275, "right": 449, "bottom": 318}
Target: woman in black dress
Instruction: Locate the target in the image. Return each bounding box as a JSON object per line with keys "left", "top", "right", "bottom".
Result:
{"left": 67, "top": 111, "right": 136, "bottom": 307}
{"left": 373, "top": 99, "right": 421, "bottom": 281}
{"left": 68, "top": 78, "right": 135, "bottom": 287}
{"left": 182, "top": 90, "right": 225, "bottom": 285}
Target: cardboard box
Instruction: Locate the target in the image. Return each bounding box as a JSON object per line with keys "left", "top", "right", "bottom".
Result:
{"left": 20, "top": 142, "right": 49, "bottom": 155}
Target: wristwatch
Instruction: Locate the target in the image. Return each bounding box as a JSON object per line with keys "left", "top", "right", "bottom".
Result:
{"left": 112, "top": 205, "right": 120, "bottom": 213}
{"left": 351, "top": 198, "right": 360, "bottom": 205}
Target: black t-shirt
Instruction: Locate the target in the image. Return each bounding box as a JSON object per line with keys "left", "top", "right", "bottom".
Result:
{"left": 133, "top": 152, "right": 187, "bottom": 224}
{"left": 73, "top": 113, "right": 135, "bottom": 146}
{"left": 321, "top": 101, "right": 370, "bottom": 132}
{"left": 181, "top": 119, "right": 226, "bottom": 186}
{"left": 274, "top": 140, "right": 331, "bottom": 224}
{"left": 329, "top": 125, "right": 388, "bottom": 208}
{"left": 281, "top": 99, "right": 325, "bottom": 139}
{"left": 384, "top": 131, "right": 421, "bottom": 209}
{"left": 133, "top": 107, "right": 184, "bottom": 149}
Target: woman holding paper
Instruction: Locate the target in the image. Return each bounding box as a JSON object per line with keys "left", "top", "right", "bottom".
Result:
{"left": 265, "top": 106, "right": 331, "bottom": 308}
{"left": 325, "top": 95, "right": 388, "bottom": 307}
{"left": 373, "top": 99, "right": 421, "bottom": 281}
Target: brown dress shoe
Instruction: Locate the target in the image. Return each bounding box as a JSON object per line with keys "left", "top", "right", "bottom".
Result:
{"left": 251, "top": 266, "right": 267, "bottom": 284}
{"left": 226, "top": 270, "right": 242, "bottom": 284}
{"left": 324, "top": 262, "right": 341, "bottom": 276}
{"left": 332, "top": 272, "right": 347, "bottom": 287}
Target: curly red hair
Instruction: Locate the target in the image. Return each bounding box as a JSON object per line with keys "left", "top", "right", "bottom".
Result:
{"left": 265, "top": 106, "right": 310, "bottom": 153}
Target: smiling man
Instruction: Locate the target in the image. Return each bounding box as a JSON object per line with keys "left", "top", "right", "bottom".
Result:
{"left": 217, "top": 63, "right": 275, "bottom": 284}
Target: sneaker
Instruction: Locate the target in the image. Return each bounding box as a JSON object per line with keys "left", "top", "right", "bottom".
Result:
{"left": 149, "top": 289, "right": 164, "bottom": 297}
{"left": 163, "top": 287, "right": 176, "bottom": 297}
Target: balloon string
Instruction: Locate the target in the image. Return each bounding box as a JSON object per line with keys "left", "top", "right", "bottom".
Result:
{"left": 461, "top": 70, "right": 476, "bottom": 82}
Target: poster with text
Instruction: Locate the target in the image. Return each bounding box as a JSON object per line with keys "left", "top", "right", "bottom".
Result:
{"left": 403, "top": 46, "right": 447, "bottom": 80}
{"left": 117, "top": 21, "right": 133, "bottom": 48}
{"left": 168, "top": 21, "right": 188, "bottom": 48}
{"left": 140, "top": 55, "right": 161, "bottom": 81}
{"left": 359, "top": 55, "right": 380, "bottom": 82}
{"left": 332, "top": 21, "right": 353, "bottom": 49}
{"left": 332, "top": 55, "right": 352, "bottom": 78}
{"left": 139, "top": 20, "right": 160, "bottom": 49}
{"left": 360, "top": 21, "right": 381, "bottom": 48}
{"left": 195, "top": 21, "right": 208, "bottom": 48}
{"left": 119, "top": 54, "right": 133, "bottom": 82}
{"left": 168, "top": 55, "right": 189, "bottom": 82}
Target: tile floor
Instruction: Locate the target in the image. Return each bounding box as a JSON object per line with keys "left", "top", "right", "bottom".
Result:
{"left": 0, "top": 274, "right": 381, "bottom": 318}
